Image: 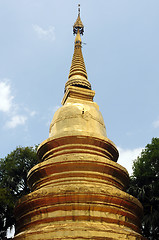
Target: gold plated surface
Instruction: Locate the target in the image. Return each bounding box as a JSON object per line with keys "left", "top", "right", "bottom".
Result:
{"left": 73, "top": 7, "right": 84, "bottom": 32}
{"left": 65, "top": 28, "right": 91, "bottom": 91}
{"left": 14, "top": 6, "right": 146, "bottom": 240}
{"left": 49, "top": 96, "right": 107, "bottom": 139}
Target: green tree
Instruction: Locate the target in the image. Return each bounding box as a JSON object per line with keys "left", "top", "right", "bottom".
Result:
{"left": 128, "top": 138, "right": 159, "bottom": 240}
{"left": 0, "top": 146, "right": 39, "bottom": 239}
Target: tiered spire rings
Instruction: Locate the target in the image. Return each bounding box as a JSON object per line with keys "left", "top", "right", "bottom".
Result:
{"left": 65, "top": 5, "right": 91, "bottom": 92}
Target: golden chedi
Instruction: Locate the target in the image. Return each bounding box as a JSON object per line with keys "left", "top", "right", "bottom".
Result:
{"left": 14, "top": 6, "right": 145, "bottom": 240}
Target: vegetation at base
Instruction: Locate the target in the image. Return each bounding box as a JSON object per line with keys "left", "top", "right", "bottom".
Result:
{"left": 0, "top": 146, "right": 39, "bottom": 239}
{"left": 128, "top": 137, "right": 159, "bottom": 240}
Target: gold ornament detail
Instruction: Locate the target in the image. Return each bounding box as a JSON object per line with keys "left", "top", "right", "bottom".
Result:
{"left": 65, "top": 6, "right": 91, "bottom": 92}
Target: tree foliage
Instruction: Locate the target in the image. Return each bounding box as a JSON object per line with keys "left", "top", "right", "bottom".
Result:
{"left": 128, "top": 138, "right": 159, "bottom": 240}
{"left": 0, "top": 146, "right": 39, "bottom": 239}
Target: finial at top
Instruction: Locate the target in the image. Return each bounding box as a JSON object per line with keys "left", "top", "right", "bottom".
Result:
{"left": 73, "top": 4, "right": 84, "bottom": 35}
{"left": 78, "top": 4, "right": 80, "bottom": 15}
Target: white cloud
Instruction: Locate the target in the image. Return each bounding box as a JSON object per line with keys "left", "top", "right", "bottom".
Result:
{"left": 117, "top": 147, "right": 143, "bottom": 175}
{"left": 7, "top": 225, "right": 15, "bottom": 238}
{"left": 0, "top": 78, "right": 36, "bottom": 129}
{"left": 33, "top": 24, "right": 55, "bottom": 41}
{"left": 5, "top": 115, "right": 27, "bottom": 129}
{"left": 153, "top": 118, "right": 159, "bottom": 128}
{"left": 0, "top": 79, "right": 14, "bottom": 112}
{"left": 24, "top": 108, "right": 37, "bottom": 117}
{"left": 29, "top": 111, "right": 37, "bottom": 117}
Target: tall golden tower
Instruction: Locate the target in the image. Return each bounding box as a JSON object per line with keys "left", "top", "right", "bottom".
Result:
{"left": 14, "top": 6, "right": 145, "bottom": 240}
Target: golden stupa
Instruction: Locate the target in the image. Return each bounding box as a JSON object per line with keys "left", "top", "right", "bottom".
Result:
{"left": 14, "top": 6, "right": 145, "bottom": 240}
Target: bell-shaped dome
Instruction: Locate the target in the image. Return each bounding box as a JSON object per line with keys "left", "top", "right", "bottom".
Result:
{"left": 49, "top": 100, "right": 107, "bottom": 139}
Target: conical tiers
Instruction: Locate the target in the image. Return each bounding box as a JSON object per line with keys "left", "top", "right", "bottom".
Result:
{"left": 14, "top": 6, "right": 146, "bottom": 240}
{"left": 65, "top": 29, "right": 91, "bottom": 91}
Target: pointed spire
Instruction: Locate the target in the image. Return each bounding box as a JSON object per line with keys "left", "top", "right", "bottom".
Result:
{"left": 73, "top": 4, "right": 84, "bottom": 35}
{"left": 64, "top": 5, "right": 91, "bottom": 92}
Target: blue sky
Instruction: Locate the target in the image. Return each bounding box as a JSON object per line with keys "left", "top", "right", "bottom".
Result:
{"left": 1, "top": 0, "right": 159, "bottom": 175}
